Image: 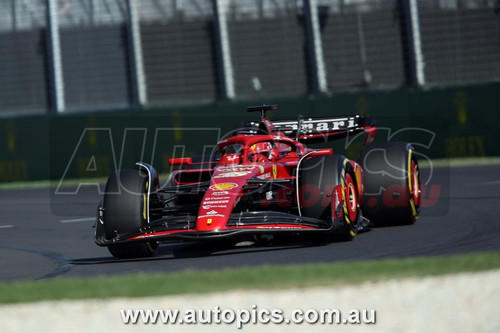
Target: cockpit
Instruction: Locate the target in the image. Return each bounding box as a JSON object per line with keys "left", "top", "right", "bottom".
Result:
{"left": 214, "top": 138, "right": 300, "bottom": 166}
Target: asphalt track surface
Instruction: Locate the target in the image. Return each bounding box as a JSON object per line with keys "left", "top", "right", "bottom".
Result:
{"left": 1, "top": 164, "right": 499, "bottom": 282}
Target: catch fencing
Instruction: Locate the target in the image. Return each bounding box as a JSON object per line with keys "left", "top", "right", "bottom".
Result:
{"left": 0, "top": 0, "right": 499, "bottom": 115}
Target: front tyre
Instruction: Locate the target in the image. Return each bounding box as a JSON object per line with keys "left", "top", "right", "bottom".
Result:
{"left": 299, "top": 155, "right": 360, "bottom": 241}
{"left": 102, "top": 169, "right": 158, "bottom": 258}
{"left": 331, "top": 171, "right": 360, "bottom": 241}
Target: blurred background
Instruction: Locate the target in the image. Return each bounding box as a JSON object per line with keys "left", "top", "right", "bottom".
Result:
{"left": 0, "top": 0, "right": 499, "bottom": 181}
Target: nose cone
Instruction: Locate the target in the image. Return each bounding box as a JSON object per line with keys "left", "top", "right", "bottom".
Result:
{"left": 196, "top": 166, "right": 263, "bottom": 231}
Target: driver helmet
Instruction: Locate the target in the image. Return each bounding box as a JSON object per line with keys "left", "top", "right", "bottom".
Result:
{"left": 248, "top": 142, "right": 272, "bottom": 162}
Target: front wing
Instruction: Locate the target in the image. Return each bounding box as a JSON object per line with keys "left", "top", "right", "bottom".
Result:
{"left": 95, "top": 211, "right": 337, "bottom": 246}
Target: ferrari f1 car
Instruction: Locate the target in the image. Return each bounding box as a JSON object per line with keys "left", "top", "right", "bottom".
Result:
{"left": 95, "top": 105, "right": 421, "bottom": 258}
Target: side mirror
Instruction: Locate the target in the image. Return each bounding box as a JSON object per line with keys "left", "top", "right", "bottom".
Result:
{"left": 309, "top": 148, "right": 333, "bottom": 157}
{"left": 168, "top": 157, "right": 192, "bottom": 166}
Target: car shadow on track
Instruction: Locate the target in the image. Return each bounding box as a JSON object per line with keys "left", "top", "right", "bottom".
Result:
{"left": 71, "top": 239, "right": 330, "bottom": 265}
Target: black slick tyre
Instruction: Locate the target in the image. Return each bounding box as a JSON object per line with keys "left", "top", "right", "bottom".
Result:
{"left": 103, "top": 169, "right": 158, "bottom": 258}
{"left": 358, "top": 142, "right": 421, "bottom": 226}
{"left": 299, "top": 155, "right": 360, "bottom": 241}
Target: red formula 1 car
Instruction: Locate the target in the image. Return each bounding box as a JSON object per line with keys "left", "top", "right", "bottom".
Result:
{"left": 95, "top": 105, "right": 421, "bottom": 258}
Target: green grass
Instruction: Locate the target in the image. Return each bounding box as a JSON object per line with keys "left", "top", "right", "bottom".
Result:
{"left": 0, "top": 178, "right": 105, "bottom": 190}
{"left": 0, "top": 157, "right": 499, "bottom": 190}
{"left": 0, "top": 251, "right": 499, "bottom": 305}
{"left": 419, "top": 156, "right": 500, "bottom": 168}
{"left": 0, "top": 173, "right": 171, "bottom": 190}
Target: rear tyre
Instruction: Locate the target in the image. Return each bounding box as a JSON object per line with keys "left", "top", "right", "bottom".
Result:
{"left": 299, "top": 155, "right": 359, "bottom": 241}
{"left": 358, "top": 142, "right": 420, "bottom": 226}
{"left": 103, "top": 169, "right": 158, "bottom": 258}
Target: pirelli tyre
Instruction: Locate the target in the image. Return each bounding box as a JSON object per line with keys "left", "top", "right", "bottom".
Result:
{"left": 299, "top": 155, "right": 360, "bottom": 241}
{"left": 102, "top": 169, "right": 158, "bottom": 258}
{"left": 358, "top": 142, "right": 420, "bottom": 226}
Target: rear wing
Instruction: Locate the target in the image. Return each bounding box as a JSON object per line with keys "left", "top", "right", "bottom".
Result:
{"left": 246, "top": 114, "right": 376, "bottom": 144}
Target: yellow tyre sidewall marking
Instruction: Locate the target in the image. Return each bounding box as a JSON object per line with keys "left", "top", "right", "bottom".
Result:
{"left": 143, "top": 181, "right": 149, "bottom": 221}
{"left": 342, "top": 159, "right": 355, "bottom": 230}
{"left": 407, "top": 149, "right": 418, "bottom": 219}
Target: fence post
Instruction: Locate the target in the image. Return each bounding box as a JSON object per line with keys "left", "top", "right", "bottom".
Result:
{"left": 126, "top": 0, "right": 148, "bottom": 108}
{"left": 212, "top": 0, "right": 235, "bottom": 100}
{"left": 303, "top": 0, "right": 328, "bottom": 94}
{"left": 11, "top": 0, "right": 17, "bottom": 31}
{"left": 401, "top": 0, "right": 425, "bottom": 87}
{"left": 46, "top": 0, "right": 65, "bottom": 113}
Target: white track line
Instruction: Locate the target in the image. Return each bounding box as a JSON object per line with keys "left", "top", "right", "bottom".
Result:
{"left": 60, "top": 217, "right": 95, "bottom": 224}
{"left": 0, "top": 225, "right": 13, "bottom": 229}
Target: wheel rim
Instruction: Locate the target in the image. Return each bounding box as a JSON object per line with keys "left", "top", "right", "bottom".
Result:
{"left": 345, "top": 173, "right": 358, "bottom": 223}
{"left": 410, "top": 160, "right": 420, "bottom": 207}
